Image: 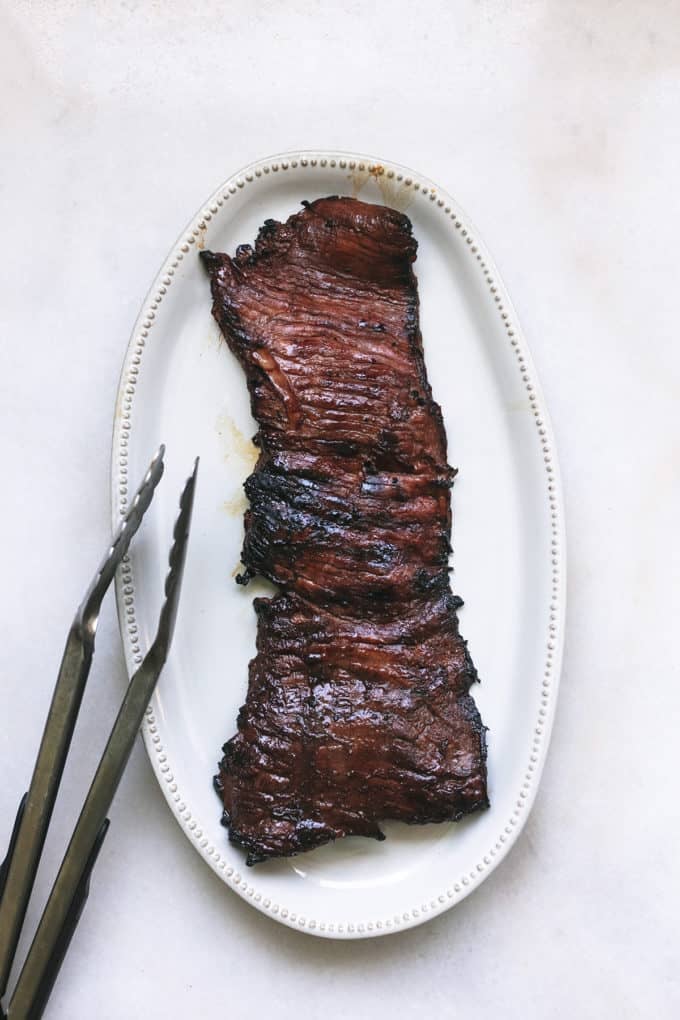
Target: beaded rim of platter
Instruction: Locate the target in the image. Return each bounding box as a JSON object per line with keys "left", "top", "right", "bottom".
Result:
{"left": 112, "top": 151, "right": 565, "bottom": 939}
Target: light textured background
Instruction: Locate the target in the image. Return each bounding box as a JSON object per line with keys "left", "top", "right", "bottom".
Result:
{"left": 1, "top": 2, "right": 678, "bottom": 1017}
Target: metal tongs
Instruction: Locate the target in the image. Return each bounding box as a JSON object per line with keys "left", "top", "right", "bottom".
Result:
{"left": 0, "top": 446, "right": 198, "bottom": 1020}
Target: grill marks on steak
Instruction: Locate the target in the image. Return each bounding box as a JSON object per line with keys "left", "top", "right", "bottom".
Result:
{"left": 240, "top": 453, "right": 453, "bottom": 613}
{"left": 201, "top": 196, "right": 488, "bottom": 864}
{"left": 218, "top": 592, "right": 486, "bottom": 864}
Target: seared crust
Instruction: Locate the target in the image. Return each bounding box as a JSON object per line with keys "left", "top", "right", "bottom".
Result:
{"left": 202, "top": 197, "right": 488, "bottom": 864}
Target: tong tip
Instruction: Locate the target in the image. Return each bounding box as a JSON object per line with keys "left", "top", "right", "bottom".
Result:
{"left": 77, "top": 445, "right": 167, "bottom": 632}
{"left": 151, "top": 458, "right": 199, "bottom": 663}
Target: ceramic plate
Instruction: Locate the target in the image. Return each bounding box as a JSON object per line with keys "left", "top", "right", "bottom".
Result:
{"left": 112, "top": 151, "right": 565, "bottom": 938}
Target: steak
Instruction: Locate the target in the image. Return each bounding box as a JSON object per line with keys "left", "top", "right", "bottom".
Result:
{"left": 201, "top": 196, "right": 488, "bottom": 864}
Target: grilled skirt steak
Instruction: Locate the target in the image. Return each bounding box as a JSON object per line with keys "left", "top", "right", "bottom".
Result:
{"left": 201, "top": 196, "right": 488, "bottom": 864}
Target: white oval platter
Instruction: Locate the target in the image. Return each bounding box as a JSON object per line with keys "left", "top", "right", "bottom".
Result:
{"left": 112, "top": 151, "right": 565, "bottom": 939}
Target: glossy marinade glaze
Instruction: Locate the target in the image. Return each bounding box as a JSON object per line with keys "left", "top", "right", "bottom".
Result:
{"left": 201, "top": 196, "right": 488, "bottom": 864}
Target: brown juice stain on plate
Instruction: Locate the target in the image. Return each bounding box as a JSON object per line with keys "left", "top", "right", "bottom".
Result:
{"left": 348, "top": 164, "right": 414, "bottom": 212}
{"left": 204, "top": 326, "right": 223, "bottom": 353}
{"left": 215, "top": 413, "right": 259, "bottom": 470}
{"left": 223, "top": 492, "right": 248, "bottom": 516}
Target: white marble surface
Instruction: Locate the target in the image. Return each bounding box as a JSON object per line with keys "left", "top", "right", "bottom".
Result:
{"left": 1, "top": 2, "right": 678, "bottom": 1017}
